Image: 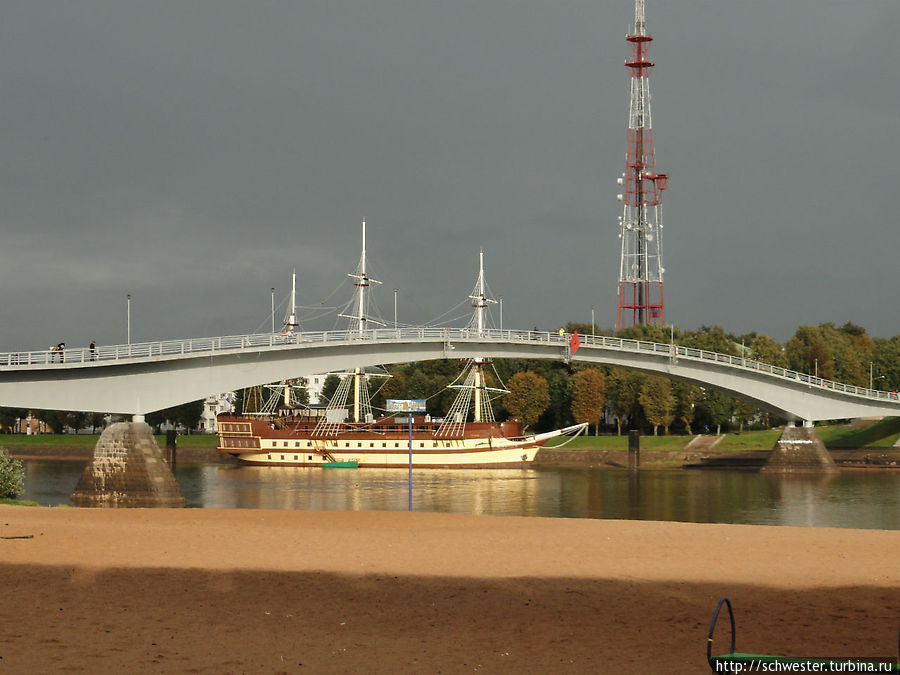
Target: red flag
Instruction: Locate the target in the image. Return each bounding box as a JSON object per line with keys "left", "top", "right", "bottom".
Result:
{"left": 570, "top": 330, "right": 581, "bottom": 354}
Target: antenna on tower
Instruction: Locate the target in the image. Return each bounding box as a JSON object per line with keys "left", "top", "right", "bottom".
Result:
{"left": 616, "top": 0, "right": 669, "bottom": 330}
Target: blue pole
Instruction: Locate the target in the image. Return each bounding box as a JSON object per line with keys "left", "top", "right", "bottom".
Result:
{"left": 408, "top": 413, "right": 413, "bottom": 511}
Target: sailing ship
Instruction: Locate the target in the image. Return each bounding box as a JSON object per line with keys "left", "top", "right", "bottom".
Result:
{"left": 216, "top": 223, "right": 586, "bottom": 468}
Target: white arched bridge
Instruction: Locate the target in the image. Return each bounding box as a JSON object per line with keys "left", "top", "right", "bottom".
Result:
{"left": 1, "top": 327, "right": 899, "bottom": 425}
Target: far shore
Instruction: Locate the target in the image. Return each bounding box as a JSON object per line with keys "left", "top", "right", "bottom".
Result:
{"left": 4, "top": 426, "right": 900, "bottom": 469}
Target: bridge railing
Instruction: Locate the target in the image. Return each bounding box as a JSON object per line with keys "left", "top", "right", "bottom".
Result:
{"left": 2, "top": 328, "right": 898, "bottom": 404}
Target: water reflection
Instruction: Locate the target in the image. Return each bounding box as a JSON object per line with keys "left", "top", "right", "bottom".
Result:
{"left": 19, "top": 461, "right": 900, "bottom": 530}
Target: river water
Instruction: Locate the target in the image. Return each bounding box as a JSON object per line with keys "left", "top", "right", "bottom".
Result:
{"left": 20, "top": 460, "right": 900, "bottom": 530}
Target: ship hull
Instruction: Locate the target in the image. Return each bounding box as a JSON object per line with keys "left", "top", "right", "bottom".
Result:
{"left": 216, "top": 415, "right": 585, "bottom": 469}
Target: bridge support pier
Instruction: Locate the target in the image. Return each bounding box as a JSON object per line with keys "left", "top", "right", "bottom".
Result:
{"left": 71, "top": 422, "right": 185, "bottom": 507}
{"left": 761, "top": 424, "right": 839, "bottom": 474}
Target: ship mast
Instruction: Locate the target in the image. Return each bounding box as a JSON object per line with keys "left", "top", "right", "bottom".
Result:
{"left": 283, "top": 269, "right": 300, "bottom": 336}
{"left": 282, "top": 269, "right": 301, "bottom": 407}
{"left": 354, "top": 223, "right": 366, "bottom": 422}
{"left": 336, "top": 220, "right": 382, "bottom": 423}
{"left": 436, "top": 250, "right": 501, "bottom": 439}
{"left": 468, "top": 249, "right": 496, "bottom": 421}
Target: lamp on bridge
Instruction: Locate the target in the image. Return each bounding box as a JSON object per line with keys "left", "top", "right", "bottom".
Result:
{"left": 126, "top": 294, "right": 131, "bottom": 345}
{"left": 271, "top": 287, "right": 276, "bottom": 333}
{"left": 870, "top": 362, "right": 886, "bottom": 391}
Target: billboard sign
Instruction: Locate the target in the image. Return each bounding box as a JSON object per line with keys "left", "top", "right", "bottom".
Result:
{"left": 386, "top": 399, "right": 427, "bottom": 413}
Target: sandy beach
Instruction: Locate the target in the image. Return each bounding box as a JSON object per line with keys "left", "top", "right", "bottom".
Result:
{"left": 1, "top": 507, "right": 898, "bottom": 673}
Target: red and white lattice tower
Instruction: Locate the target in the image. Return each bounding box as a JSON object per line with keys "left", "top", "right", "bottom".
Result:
{"left": 616, "top": 0, "right": 669, "bottom": 330}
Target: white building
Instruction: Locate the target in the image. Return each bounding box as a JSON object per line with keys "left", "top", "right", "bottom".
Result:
{"left": 198, "top": 392, "right": 235, "bottom": 433}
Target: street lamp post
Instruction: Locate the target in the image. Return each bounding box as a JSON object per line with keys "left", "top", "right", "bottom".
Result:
{"left": 870, "top": 362, "right": 886, "bottom": 391}
{"left": 271, "top": 287, "right": 276, "bottom": 333}
{"left": 393, "top": 288, "right": 398, "bottom": 329}
{"left": 591, "top": 306, "right": 595, "bottom": 336}
{"left": 126, "top": 294, "right": 131, "bottom": 345}
{"left": 499, "top": 296, "right": 503, "bottom": 331}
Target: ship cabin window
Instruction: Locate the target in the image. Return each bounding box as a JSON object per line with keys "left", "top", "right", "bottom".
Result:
{"left": 433, "top": 442, "right": 438, "bottom": 448}
{"left": 294, "top": 455, "right": 298, "bottom": 461}
{"left": 295, "top": 442, "right": 300, "bottom": 447}
{"left": 395, "top": 443, "right": 399, "bottom": 448}
{"left": 382, "top": 442, "right": 386, "bottom": 448}
{"left": 358, "top": 442, "right": 362, "bottom": 448}
{"left": 267, "top": 454, "right": 272, "bottom": 459}
{"left": 445, "top": 442, "right": 451, "bottom": 448}
{"left": 308, "top": 455, "right": 312, "bottom": 460}
{"left": 369, "top": 443, "right": 374, "bottom": 448}
{"left": 280, "top": 455, "right": 284, "bottom": 460}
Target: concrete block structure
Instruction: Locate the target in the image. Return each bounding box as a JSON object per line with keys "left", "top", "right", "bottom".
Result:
{"left": 71, "top": 422, "right": 185, "bottom": 507}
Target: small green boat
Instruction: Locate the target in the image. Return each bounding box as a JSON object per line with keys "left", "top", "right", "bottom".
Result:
{"left": 321, "top": 460, "right": 359, "bottom": 469}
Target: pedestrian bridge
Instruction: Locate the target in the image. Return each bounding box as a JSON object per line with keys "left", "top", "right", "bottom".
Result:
{"left": 1, "top": 328, "right": 898, "bottom": 423}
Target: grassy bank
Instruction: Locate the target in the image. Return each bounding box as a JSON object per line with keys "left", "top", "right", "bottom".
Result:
{"left": 544, "top": 429, "right": 781, "bottom": 453}
{"left": 0, "top": 433, "right": 219, "bottom": 448}
{"left": 817, "top": 418, "right": 900, "bottom": 448}
{"left": 546, "top": 420, "right": 900, "bottom": 453}
{"left": 3, "top": 419, "right": 897, "bottom": 457}
{"left": 0, "top": 498, "right": 41, "bottom": 506}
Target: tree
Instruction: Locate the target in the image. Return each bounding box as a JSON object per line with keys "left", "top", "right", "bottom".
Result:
{"left": 639, "top": 376, "right": 675, "bottom": 435}
{"left": 570, "top": 369, "right": 606, "bottom": 435}
{"left": 152, "top": 401, "right": 205, "bottom": 434}
{"left": 407, "top": 370, "right": 432, "bottom": 400}
{"left": 319, "top": 374, "right": 342, "bottom": 405}
{"left": 369, "top": 371, "right": 408, "bottom": 413}
{"left": 872, "top": 336, "right": 900, "bottom": 391}
{"left": 699, "top": 390, "right": 734, "bottom": 435}
{"left": 0, "top": 408, "right": 27, "bottom": 434}
{"left": 33, "top": 410, "right": 67, "bottom": 434}
{"left": 749, "top": 334, "right": 789, "bottom": 368}
{"left": 0, "top": 447, "right": 25, "bottom": 498}
{"left": 606, "top": 368, "right": 644, "bottom": 435}
{"left": 287, "top": 378, "right": 310, "bottom": 407}
{"left": 66, "top": 411, "right": 88, "bottom": 434}
{"left": 617, "top": 323, "right": 670, "bottom": 344}
{"left": 503, "top": 371, "right": 550, "bottom": 430}
{"left": 538, "top": 369, "right": 574, "bottom": 432}
{"left": 681, "top": 326, "right": 737, "bottom": 355}
{"left": 733, "top": 399, "right": 758, "bottom": 433}
{"left": 87, "top": 413, "right": 106, "bottom": 434}
{"left": 673, "top": 383, "right": 702, "bottom": 435}
{"left": 145, "top": 409, "right": 168, "bottom": 433}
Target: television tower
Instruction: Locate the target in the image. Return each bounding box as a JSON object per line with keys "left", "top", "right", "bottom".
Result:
{"left": 616, "top": 0, "right": 669, "bottom": 330}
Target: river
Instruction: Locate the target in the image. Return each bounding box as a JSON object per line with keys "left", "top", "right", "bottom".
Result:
{"left": 20, "top": 460, "right": 900, "bottom": 530}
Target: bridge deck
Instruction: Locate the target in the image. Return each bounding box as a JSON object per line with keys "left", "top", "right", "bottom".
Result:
{"left": 1, "top": 328, "right": 896, "bottom": 404}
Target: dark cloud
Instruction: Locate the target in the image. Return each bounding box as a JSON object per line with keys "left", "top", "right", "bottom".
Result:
{"left": 1, "top": 0, "right": 898, "bottom": 351}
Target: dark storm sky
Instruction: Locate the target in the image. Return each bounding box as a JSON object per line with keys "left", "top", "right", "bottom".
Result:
{"left": 1, "top": 0, "right": 898, "bottom": 351}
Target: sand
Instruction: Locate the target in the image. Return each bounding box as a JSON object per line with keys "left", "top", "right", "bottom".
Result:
{"left": 1, "top": 507, "right": 898, "bottom": 673}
